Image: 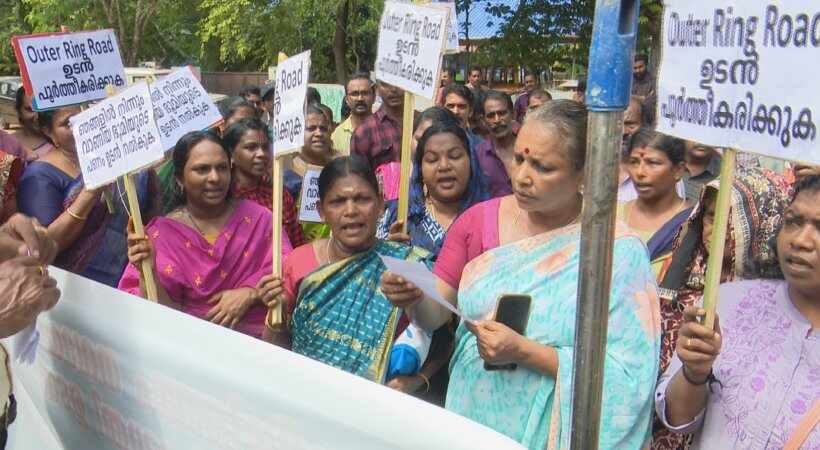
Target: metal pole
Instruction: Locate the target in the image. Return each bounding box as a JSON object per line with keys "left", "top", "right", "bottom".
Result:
{"left": 569, "top": 0, "right": 639, "bottom": 449}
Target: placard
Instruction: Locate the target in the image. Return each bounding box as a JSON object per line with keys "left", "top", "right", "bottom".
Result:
{"left": 70, "top": 83, "right": 164, "bottom": 188}
{"left": 656, "top": 1, "right": 820, "bottom": 164}
{"left": 433, "top": 1, "right": 460, "bottom": 52}
{"left": 12, "top": 29, "right": 126, "bottom": 111}
{"left": 310, "top": 83, "right": 345, "bottom": 123}
{"left": 272, "top": 50, "right": 311, "bottom": 155}
{"left": 376, "top": 2, "right": 448, "bottom": 99}
{"left": 298, "top": 167, "right": 322, "bottom": 223}
{"left": 150, "top": 66, "right": 223, "bottom": 150}
{"left": 5, "top": 268, "right": 524, "bottom": 450}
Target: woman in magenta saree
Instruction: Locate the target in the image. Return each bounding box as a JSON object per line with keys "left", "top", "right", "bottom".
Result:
{"left": 120, "top": 131, "right": 292, "bottom": 339}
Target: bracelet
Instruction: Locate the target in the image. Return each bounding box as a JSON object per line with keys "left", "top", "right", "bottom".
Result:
{"left": 66, "top": 208, "right": 87, "bottom": 221}
{"left": 417, "top": 373, "right": 431, "bottom": 393}
{"left": 681, "top": 364, "right": 711, "bottom": 386}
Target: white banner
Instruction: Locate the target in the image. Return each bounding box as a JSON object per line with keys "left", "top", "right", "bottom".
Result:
{"left": 376, "top": 2, "right": 448, "bottom": 99}
{"left": 70, "top": 83, "right": 164, "bottom": 188}
{"left": 5, "top": 268, "right": 522, "bottom": 450}
{"left": 656, "top": 1, "right": 820, "bottom": 164}
{"left": 298, "top": 167, "right": 323, "bottom": 223}
{"left": 150, "top": 66, "right": 223, "bottom": 150}
{"left": 12, "top": 29, "right": 126, "bottom": 111}
{"left": 273, "top": 50, "right": 311, "bottom": 155}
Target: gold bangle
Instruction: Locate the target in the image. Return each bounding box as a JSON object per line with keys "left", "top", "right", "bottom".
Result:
{"left": 417, "top": 372, "right": 431, "bottom": 393}
{"left": 66, "top": 208, "right": 87, "bottom": 221}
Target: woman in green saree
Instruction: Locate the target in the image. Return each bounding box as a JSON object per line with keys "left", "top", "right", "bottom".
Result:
{"left": 258, "top": 156, "right": 432, "bottom": 383}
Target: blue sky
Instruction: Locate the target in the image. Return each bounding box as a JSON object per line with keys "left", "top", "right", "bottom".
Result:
{"left": 456, "top": 0, "right": 520, "bottom": 39}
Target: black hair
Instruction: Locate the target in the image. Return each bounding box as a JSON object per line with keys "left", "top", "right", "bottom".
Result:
{"left": 529, "top": 88, "right": 552, "bottom": 101}
{"left": 482, "top": 90, "right": 513, "bottom": 113}
{"left": 440, "top": 68, "right": 452, "bottom": 77}
{"left": 37, "top": 108, "right": 58, "bottom": 131}
{"left": 345, "top": 73, "right": 373, "bottom": 94}
{"left": 221, "top": 97, "right": 257, "bottom": 121}
{"left": 413, "top": 106, "right": 459, "bottom": 131}
{"left": 634, "top": 54, "right": 649, "bottom": 64}
{"left": 793, "top": 174, "right": 820, "bottom": 199}
{"left": 523, "top": 72, "right": 537, "bottom": 80}
{"left": 223, "top": 117, "right": 269, "bottom": 152}
{"left": 238, "top": 85, "right": 261, "bottom": 98}
{"left": 317, "top": 155, "right": 380, "bottom": 202}
{"left": 14, "top": 86, "right": 26, "bottom": 115}
{"left": 306, "top": 87, "right": 321, "bottom": 105}
{"left": 305, "top": 103, "right": 328, "bottom": 121}
{"left": 171, "top": 130, "right": 231, "bottom": 208}
{"left": 469, "top": 66, "right": 482, "bottom": 75}
{"left": 442, "top": 83, "right": 474, "bottom": 108}
{"left": 524, "top": 99, "right": 589, "bottom": 172}
{"left": 318, "top": 104, "right": 334, "bottom": 124}
{"left": 413, "top": 121, "right": 470, "bottom": 176}
{"left": 628, "top": 127, "right": 686, "bottom": 165}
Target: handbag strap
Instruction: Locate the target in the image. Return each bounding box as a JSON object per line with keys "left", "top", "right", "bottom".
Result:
{"left": 784, "top": 399, "right": 820, "bottom": 450}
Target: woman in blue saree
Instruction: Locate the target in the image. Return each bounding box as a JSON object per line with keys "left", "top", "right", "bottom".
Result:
{"left": 382, "top": 100, "right": 661, "bottom": 449}
{"left": 258, "top": 156, "right": 432, "bottom": 383}
{"left": 17, "top": 106, "right": 154, "bottom": 287}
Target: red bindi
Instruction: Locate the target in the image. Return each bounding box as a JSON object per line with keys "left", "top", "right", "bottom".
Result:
{"left": 524, "top": 147, "right": 530, "bottom": 155}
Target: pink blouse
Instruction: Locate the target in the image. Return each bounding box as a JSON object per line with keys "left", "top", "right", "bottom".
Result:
{"left": 433, "top": 197, "right": 502, "bottom": 290}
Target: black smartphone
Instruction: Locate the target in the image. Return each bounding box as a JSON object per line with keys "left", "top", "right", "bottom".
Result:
{"left": 484, "top": 294, "right": 532, "bottom": 371}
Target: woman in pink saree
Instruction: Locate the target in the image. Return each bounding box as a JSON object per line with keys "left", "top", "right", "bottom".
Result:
{"left": 120, "top": 131, "right": 292, "bottom": 339}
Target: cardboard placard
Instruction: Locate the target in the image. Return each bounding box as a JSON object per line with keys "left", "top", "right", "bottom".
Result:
{"left": 150, "top": 66, "right": 223, "bottom": 150}
{"left": 297, "top": 168, "right": 323, "bottom": 223}
{"left": 12, "top": 29, "right": 126, "bottom": 111}
{"left": 70, "top": 83, "right": 164, "bottom": 188}
{"left": 376, "top": 2, "right": 448, "bottom": 99}
{"left": 272, "top": 50, "right": 312, "bottom": 155}
{"left": 656, "top": 1, "right": 820, "bottom": 164}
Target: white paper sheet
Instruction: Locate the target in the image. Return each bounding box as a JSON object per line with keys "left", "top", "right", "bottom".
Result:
{"left": 379, "top": 255, "right": 471, "bottom": 321}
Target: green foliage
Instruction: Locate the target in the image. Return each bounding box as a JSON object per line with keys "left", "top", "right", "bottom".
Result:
{"left": 198, "top": 0, "right": 383, "bottom": 81}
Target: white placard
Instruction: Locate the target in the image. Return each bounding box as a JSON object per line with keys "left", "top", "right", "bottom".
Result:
{"left": 70, "top": 83, "right": 164, "bottom": 188}
{"left": 434, "top": 2, "right": 460, "bottom": 52}
{"left": 298, "top": 168, "right": 323, "bottom": 223}
{"left": 656, "top": 1, "right": 820, "bottom": 164}
{"left": 376, "top": 2, "right": 448, "bottom": 99}
{"left": 150, "top": 66, "right": 223, "bottom": 150}
{"left": 272, "top": 50, "right": 311, "bottom": 155}
{"left": 5, "top": 268, "right": 523, "bottom": 450}
{"left": 12, "top": 29, "right": 126, "bottom": 111}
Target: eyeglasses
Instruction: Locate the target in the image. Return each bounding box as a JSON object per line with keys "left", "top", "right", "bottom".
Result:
{"left": 347, "top": 90, "right": 373, "bottom": 99}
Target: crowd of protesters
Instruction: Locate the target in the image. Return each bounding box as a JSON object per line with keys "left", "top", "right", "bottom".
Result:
{"left": 0, "top": 54, "right": 817, "bottom": 449}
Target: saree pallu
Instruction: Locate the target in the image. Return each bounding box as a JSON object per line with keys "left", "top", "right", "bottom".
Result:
{"left": 291, "top": 241, "right": 431, "bottom": 383}
{"left": 60, "top": 172, "right": 154, "bottom": 286}
{"left": 446, "top": 223, "right": 661, "bottom": 450}
{"left": 0, "top": 151, "right": 22, "bottom": 222}
{"left": 119, "top": 200, "right": 289, "bottom": 339}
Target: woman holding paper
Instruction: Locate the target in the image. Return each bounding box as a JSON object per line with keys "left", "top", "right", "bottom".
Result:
{"left": 257, "top": 156, "right": 435, "bottom": 384}
{"left": 119, "top": 130, "right": 292, "bottom": 339}
{"left": 283, "top": 104, "right": 336, "bottom": 242}
{"left": 618, "top": 127, "right": 692, "bottom": 280}
{"left": 225, "top": 118, "right": 304, "bottom": 246}
{"left": 377, "top": 110, "right": 489, "bottom": 255}
{"left": 17, "top": 106, "right": 155, "bottom": 287}
{"left": 656, "top": 174, "right": 820, "bottom": 449}
{"left": 381, "top": 100, "right": 661, "bottom": 449}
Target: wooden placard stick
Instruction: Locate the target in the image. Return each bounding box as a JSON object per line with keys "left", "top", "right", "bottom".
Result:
{"left": 123, "top": 172, "right": 159, "bottom": 302}
{"left": 266, "top": 51, "right": 291, "bottom": 331}
{"left": 701, "top": 148, "right": 738, "bottom": 329}
{"left": 396, "top": 91, "right": 415, "bottom": 233}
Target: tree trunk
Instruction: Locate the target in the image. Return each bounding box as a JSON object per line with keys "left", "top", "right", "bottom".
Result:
{"left": 332, "top": 0, "right": 350, "bottom": 86}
